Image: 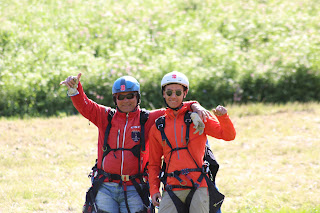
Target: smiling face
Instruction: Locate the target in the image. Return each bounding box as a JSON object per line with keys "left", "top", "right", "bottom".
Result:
{"left": 115, "top": 92, "right": 138, "bottom": 113}
{"left": 163, "top": 84, "right": 187, "bottom": 109}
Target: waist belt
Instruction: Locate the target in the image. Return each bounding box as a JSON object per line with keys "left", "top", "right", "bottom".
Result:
{"left": 100, "top": 170, "right": 143, "bottom": 182}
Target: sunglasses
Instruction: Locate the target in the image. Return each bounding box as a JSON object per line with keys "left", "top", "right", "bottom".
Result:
{"left": 117, "top": 93, "right": 136, "bottom": 100}
{"left": 165, "top": 90, "right": 183, "bottom": 96}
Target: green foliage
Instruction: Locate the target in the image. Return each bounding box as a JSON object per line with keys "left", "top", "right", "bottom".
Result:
{"left": 0, "top": 0, "right": 320, "bottom": 116}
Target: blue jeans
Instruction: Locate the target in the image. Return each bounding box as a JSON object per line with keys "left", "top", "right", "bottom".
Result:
{"left": 95, "top": 182, "right": 144, "bottom": 213}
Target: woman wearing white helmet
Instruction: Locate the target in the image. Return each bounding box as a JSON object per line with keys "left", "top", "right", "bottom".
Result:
{"left": 149, "top": 71, "right": 236, "bottom": 213}
{"left": 160, "top": 71, "right": 190, "bottom": 111}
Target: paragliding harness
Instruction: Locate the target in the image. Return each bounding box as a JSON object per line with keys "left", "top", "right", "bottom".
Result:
{"left": 155, "top": 111, "right": 225, "bottom": 213}
{"left": 83, "top": 108, "right": 152, "bottom": 213}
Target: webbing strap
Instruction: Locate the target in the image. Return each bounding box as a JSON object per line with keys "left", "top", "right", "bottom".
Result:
{"left": 140, "top": 109, "right": 149, "bottom": 151}
{"left": 122, "top": 182, "right": 131, "bottom": 213}
{"left": 132, "top": 179, "right": 150, "bottom": 208}
{"left": 102, "top": 108, "right": 149, "bottom": 166}
{"left": 184, "top": 112, "right": 192, "bottom": 144}
{"left": 167, "top": 190, "right": 187, "bottom": 213}
{"left": 156, "top": 116, "right": 173, "bottom": 149}
{"left": 102, "top": 109, "right": 116, "bottom": 162}
{"left": 104, "top": 144, "right": 141, "bottom": 158}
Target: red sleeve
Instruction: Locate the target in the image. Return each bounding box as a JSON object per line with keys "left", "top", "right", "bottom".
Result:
{"left": 183, "top": 100, "right": 199, "bottom": 111}
{"left": 70, "top": 82, "right": 109, "bottom": 128}
{"left": 204, "top": 114, "right": 236, "bottom": 141}
{"left": 148, "top": 124, "right": 164, "bottom": 197}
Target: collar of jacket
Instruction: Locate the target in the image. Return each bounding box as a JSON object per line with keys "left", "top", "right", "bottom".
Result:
{"left": 115, "top": 106, "right": 140, "bottom": 119}
{"left": 165, "top": 103, "right": 188, "bottom": 118}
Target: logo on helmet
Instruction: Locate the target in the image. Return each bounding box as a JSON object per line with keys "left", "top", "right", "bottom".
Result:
{"left": 172, "top": 74, "right": 177, "bottom": 79}
{"left": 121, "top": 85, "right": 126, "bottom": 91}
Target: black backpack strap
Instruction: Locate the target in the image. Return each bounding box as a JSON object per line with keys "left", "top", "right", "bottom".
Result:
{"left": 102, "top": 108, "right": 116, "bottom": 161}
{"left": 167, "top": 189, "right": 188, "bottom": 213}
{"left": 140, "top": 108, "right": 150, "bottom": 152}
{"left": 184, "top": 111, "right": 192, "bottom": 144}
{"left": 155, "top": 116, "right": 173, "bottom": 149}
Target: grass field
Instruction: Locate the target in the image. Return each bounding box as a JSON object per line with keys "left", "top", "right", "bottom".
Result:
{"left": 0, "top": 102, "right": 319, "bottom": 213}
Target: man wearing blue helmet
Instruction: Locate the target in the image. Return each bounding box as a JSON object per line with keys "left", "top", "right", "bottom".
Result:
{"left": 60, "top": 73, "right": 210, "bottom": 213}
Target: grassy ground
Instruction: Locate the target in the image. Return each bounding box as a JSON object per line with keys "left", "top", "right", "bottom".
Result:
{"left": 0, "top": 102, "right": 319, "bottom": 213}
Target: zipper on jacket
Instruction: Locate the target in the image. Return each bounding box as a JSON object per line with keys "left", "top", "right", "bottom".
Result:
{"left": 181, "top": 125, "right": 184, "bottom": 146}
{"left": 117, "top": 129, "right": 120, "bottom": 149}
{"left": 174, "top": 116, "right": 180, "bottom": 159}
{"left": 120, "top": 113, "right": 129, "bottom": 175}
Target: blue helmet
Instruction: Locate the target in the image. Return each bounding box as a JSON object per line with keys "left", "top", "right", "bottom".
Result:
{"left": 112, "top": 76, "right": 140, "bottom": 94}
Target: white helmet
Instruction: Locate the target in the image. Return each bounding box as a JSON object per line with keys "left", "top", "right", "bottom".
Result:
{"left": 161, "top": 71, "right": 189, "bottom": 90}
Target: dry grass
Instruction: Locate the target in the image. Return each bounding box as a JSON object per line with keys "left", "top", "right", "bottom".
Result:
{"left": 211, "top": 102, "right": 320, "bottom": 212}
{"left": 0, "top": 102, "right": 319, "bottom": 212}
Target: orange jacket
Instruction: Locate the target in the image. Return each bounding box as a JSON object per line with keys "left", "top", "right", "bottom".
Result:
{"left": 148, "top": 105, "right": 236, "bottom": 197}
{"left": 70, "top": 82, "right": 198, "bottom": 185}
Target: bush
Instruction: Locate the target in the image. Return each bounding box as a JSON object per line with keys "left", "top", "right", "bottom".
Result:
{"left": 0, "top": 0, "right": 319, "bottom": 117}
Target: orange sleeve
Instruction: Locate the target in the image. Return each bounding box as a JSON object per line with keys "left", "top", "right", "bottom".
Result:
{"left": 183, "top": 100, "right": 199, "bottom": 111}
{"left": 204, "top": 114, "right": 236, "bottom": 141}
{"left": 148, "top": 124, "right": 164, "bottom": 197}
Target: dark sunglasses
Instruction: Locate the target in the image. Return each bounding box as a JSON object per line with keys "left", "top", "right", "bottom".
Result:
{"left": 117, "top": 93, "right": 136, "bottom": 100}
{"left": 165, "top": 90, "right": 182, "bottom": 96}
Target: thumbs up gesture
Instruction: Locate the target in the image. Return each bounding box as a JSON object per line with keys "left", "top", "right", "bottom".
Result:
{"left": 60, "top": 73, "right": 82, "bottom": 96}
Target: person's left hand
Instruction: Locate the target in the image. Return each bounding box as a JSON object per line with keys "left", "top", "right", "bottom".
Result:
{"left": 191, "top": 103, "right": 211, "bottom": 122}
{"left": 213, "top": 105, "right": 228, "bottom": 116}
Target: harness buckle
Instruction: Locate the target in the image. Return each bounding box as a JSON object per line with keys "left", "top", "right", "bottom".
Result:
{"left": 157, "top": 123, "right": 164, "bottom": 129}
{"left": 185, "top": 118, "right": 192, "bottom": 124}
{"left": 194, "top": 182, "right": 200, "bottom": 189}
{"left": 159, "top": 171, "right": 165, "bottom": 179}
{"left": 180, "top": 180, "right": 187, "bottom": 186}
{"left": 181, "top": 169, "right": 189, "bottom": 175}
{"left": 202, "top": 162, "right": 209, "bottom": 174}
{"left": 121, "top": 175, "right": 130, "bottom": 182}
{"left": 166, "top": 185, "right": 173, "bottom": 190}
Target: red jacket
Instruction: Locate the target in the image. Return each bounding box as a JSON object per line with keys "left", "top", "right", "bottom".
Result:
{"left": 148, "top": 104, "right": 236, "bottom": 197}
{"left": 70, "top": 82, "right": 197, "bottom": 185}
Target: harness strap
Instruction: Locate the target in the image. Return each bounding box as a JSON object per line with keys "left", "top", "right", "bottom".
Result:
{"left": 100, "top": 170, "right": 145, "bottom": 182}
{"left": 122, "top": 181, "right": 131, "bottom": 213}
{"left": 102, "top": 109, "right": 116, "bottom": 160}
{"left": 170, "top": 146, "right": 187, "bottom": 153}
{"left": 140, "top": 108, "right": 149, "bottom": 151}
{"left": 131, "top": 179, "right": 150, "bottom": 208}
{"left": 167, "top": 190, "right": 187, "bottom": 213}
{"left": 156, "top": 116, "right": 173, "bottom": 149}
{"left": 184, "top": 112, "right": 192, "bottom": 144}
{"left": 104, "top": 144, "right": 141, "bottom": 159}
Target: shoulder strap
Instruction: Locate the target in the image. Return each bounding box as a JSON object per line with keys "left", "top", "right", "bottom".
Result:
{"left": 155, "top": 116, "right": 173, "bottom": 149}
{"left": 102, "top": 108, "right": 116, "bottom": 163}
{"left": 102, "top": 108, "right": 149, "bottom": 162}
{"left": 140, "top": 108, "right": 149, "bottom": 151}
{"left": 184, "top": 111, "right": 192, "bottom": 144}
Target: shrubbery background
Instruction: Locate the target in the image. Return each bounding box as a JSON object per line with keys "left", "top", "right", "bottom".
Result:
{"left": 1, "top": 0, "right": 319, "bottom": 117}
